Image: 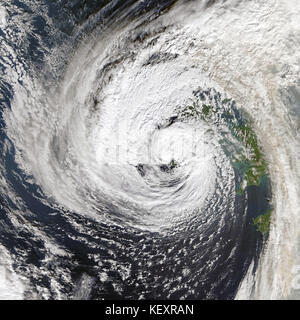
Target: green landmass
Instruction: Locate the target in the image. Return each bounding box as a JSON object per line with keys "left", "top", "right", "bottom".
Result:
{"left": 253, "top": 209, "right": 272, "bottom": 235}
{"left": 231, "top": 122, "right": 268, "bottom": 190}
{"left": 178, "top": 92, "right": 268, "bottom": 193}
{"left": 202, "top": 104, "right": 211, "bottom": 116}
{"left": 169, "top": 159, "right": 178, "bottom": 169}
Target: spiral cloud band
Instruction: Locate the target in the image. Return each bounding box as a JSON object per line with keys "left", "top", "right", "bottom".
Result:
{"left": 0, "top": 0, "right": 299, "bottom": 300}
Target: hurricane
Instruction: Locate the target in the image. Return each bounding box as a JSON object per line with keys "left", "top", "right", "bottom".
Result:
{"left": 0, "top": 0, "right": 299, "bottom": 300}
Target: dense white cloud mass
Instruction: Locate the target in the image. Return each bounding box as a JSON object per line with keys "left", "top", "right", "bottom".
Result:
{"left": 0, "top": 0, "right": 299, "bottom": 299}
